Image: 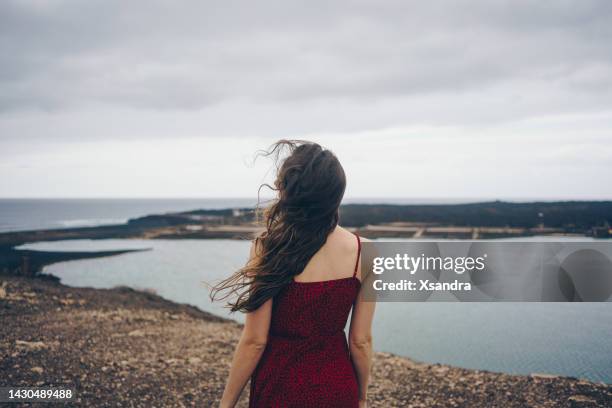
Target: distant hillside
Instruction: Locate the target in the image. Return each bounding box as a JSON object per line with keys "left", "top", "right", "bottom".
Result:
{"left": 338, "top": 201, "right": 612, "bottom": 230}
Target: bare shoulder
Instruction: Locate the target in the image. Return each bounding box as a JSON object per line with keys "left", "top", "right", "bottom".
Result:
{"left": 335, "top": 225, "right": 371, "bottom": 242}
{"left": 334, "top": 225, "right": 356, "bottom": 239}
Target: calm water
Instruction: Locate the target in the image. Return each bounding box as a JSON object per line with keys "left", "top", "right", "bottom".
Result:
{"left": 18, "top": 238, "right": 612, "bottom": 384}
{"left": 0, "top": 198, "right": 258, "bottom": 232}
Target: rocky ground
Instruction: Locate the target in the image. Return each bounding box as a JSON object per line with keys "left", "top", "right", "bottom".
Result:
{"left": 1, "top": 276, "right": 610, "bottom": 407}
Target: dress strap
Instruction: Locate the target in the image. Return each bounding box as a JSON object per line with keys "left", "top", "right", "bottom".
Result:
{"left": 353, "top": 232, "right": 361, "bottom": 278}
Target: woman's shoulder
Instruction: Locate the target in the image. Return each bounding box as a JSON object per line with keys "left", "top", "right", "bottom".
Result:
{"left": 335, "top": 225, "right": 370, "bottom": 242}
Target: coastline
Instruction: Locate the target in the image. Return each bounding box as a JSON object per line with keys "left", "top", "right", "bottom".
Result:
{"left": 1, "top": 275, "right": 610, "bottom": 407}
{"left": 2, "top": 200, "right": 611, "bottom": 278}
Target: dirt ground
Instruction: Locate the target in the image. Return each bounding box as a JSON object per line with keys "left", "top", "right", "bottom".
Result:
{"left": 1, "top": 276, "right": 610, "bottom": 407}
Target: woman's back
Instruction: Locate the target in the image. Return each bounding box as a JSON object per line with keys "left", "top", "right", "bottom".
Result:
{"left": 293, "top": 226, "right": 362, "bottom": 283}
{"left": 250, "top": 228, "right": 362, "bottom": 407}
{"left": 270, "top": 227, "right": 361, "bottom": 338}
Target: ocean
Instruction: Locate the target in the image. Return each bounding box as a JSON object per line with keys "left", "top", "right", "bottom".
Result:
{"left": 0, "top": 197, "right": 518, "bottom": 233}
{"left": 4, "top": 199, "right": 612, "bottom": 384}
{"left": 0, "top": 198, "right": 258, "bottom": 233}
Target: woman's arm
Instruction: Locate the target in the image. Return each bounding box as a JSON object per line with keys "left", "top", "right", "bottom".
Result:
{"left": 349, "top": 240, "right": 376, "bottom": 406}
{"left": 349, "top": 291, "right": 375, "bottom": 405}
{"left": 219, "top": 298, "right": 272, "bottom": 408}
{"left": 219, "top": 242, "right": 272, "bottom": 408}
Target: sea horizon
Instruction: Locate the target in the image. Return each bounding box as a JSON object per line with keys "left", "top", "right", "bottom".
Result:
{"left": 2, "top": 197, "right": 612, "bottom": 234}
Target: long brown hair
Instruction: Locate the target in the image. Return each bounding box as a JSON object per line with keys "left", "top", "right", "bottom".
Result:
{"left": 210, "top": 140, "right": 346, "bottom": 312}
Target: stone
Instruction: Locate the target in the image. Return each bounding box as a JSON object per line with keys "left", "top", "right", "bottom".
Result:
{"left": 568, "top": 395, "right": 598, "bottom": 408}
{"left": 128, "top": 330, "right": 145, "bottom": 337}
{"left": 15, "top": 340, "right": 47, "bottom": 350}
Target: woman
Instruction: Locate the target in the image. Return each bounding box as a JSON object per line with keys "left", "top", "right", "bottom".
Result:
{"left": 212, "top": 140, "right": 375, "bottom": 408}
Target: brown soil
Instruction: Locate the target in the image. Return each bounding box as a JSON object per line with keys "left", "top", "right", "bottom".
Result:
{"left": 1, "top": 277, "right": 610, "bottom": 407}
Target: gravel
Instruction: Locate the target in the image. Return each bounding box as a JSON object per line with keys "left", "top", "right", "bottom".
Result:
{"left": 1, "top": 277, "right": 610, "bottom": 407}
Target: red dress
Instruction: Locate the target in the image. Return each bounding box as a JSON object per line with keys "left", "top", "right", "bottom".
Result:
{"left": 249, "top": 234, "right": 362, "bottom": 408}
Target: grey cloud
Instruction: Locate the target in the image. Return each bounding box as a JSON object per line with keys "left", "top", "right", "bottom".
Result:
{"left": 1, "top": 0, "right": 612, "bottom": 113}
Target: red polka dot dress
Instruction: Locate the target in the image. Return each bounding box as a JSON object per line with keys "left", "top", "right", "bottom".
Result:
{"left": 249, "top": 234, "right": 362, "bottom": 408}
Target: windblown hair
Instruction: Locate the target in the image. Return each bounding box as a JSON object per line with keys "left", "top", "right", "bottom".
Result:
{"left": 210, "top": 140, "right": 346, "bottom": 312}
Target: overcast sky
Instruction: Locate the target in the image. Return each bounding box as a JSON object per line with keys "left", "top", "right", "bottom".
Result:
{"left": 1, "top": 0, "right": 611, "bottom": 200}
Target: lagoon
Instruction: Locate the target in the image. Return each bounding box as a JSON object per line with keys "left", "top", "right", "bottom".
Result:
{"left": 18, "top": 238, "right": 612, "bottom": 384}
